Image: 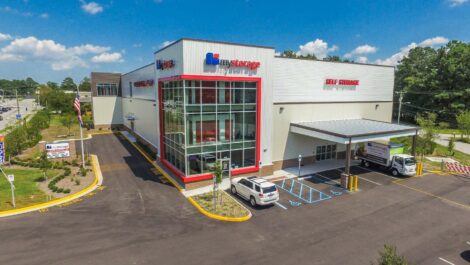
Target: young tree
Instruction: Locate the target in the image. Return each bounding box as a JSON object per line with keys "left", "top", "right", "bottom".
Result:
{"left": 456, "top": 111, "right": 470, "bottom": 140}
{"left": 38, "top": 151, "right": 52, "bottom": 175}
{"left": 416, "top": 113, "right": 437, "bottom": 156}
{"left": 447, "top": 137, "right": 455, "bottom": 156}
{"left": 212, "top": 160, "right": 223, "bottom": 210}
{"left": 375, "top": 245, "right": 412, "bottom": 265}
{"left": 60, "top": 113, "right": 74, "bottom": 135}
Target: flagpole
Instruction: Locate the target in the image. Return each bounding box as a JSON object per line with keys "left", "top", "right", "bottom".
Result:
{"left": 77, "top": 87, "right": 85, "bottom": 168}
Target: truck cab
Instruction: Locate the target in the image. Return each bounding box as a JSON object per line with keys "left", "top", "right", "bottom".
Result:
{"left": 391, "top": 154, "right": 416, "bottom": 176}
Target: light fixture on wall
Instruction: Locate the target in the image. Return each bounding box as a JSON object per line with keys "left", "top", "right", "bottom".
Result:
{"left": 279, "top": 107, "right": 284, "bottom": 114}
{"left": 375, "top": 104, "right": 380, "bottom": 110}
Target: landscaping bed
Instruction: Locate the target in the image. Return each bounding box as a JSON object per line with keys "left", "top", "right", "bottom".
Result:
{"left": 0, "top": 167, "right": 59, "bottom": 210}
{"left": 192, "top": 190, "right": 250, "bottom": 218}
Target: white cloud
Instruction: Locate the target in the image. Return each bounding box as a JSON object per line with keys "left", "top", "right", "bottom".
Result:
{"left": 0, "top": 6, "right": 32, "bottom": 17}
{"left": 296, "top": 39, "right": 338, "bottom": 59}
{"left": 39, "top": 13, "right": 49, "bottom": 19}
{"left": 344, "top": 44, "right": 378, "bottom": 63}
{"left": 447, "top": 0, "right": 468, "bottom": 7}
{"left": 0, "top": 33, "right": 12, "bottom": 42}
{"left": 91, "top": 52, "right": 123, "bottom": 63}
{"left": 70, "top": 44, "right": 111, "bottom": 55}
{"left": 158, "top": 40, "right": 175, "bottom": 49}
{"left": 132, "top": 43, "right": 142, "bottom": 48}
{"left": 0, "top": 35, "right": 122, "bottom": 70}
{"left": 80, "top": 1, "right": 103, "bottom": 15}
{"left": 375, "top": 36, "right": 449, "bottom": 66}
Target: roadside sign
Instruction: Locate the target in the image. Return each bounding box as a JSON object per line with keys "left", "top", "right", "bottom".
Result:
{"left": 46, "top": 142, "right": 70, "bottom": 159}
{"left": 0, "top": 135, "right": 4, "bottom": 164}
{"left": 7, "top": 174, "right": 14, "bottom": 182}
{"left": 16, "top": 113, "right": 21, "bottom": 120}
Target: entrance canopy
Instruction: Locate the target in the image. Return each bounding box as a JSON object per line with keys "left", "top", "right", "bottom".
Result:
{"left": 290, "top": 119, "right": 419, "bottom": 144}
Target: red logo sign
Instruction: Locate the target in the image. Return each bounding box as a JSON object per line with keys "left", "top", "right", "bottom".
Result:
{"left": 156, "top": 59, "right": 174, "bottom": 70}
{"left": 134, "top": 80, "right": 154, "bottom": 87}
{"left": 325, "top": 79, "right": 359, "bottom": 86}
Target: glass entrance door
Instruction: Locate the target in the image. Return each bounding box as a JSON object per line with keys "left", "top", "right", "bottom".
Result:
{"left": 316, "top": 144, "right": 337, "bottom": 161}
{"left": 220, "top": 158, "right": 231, "bottom": 178}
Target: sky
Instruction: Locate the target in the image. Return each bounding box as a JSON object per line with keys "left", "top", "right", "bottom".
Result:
{"left": 0, "top": 0, "right": 469, "bottom": 84}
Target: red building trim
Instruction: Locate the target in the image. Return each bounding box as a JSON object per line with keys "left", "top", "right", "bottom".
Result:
{"left": 158, "top": 75, "right": 262, "bottom": 183}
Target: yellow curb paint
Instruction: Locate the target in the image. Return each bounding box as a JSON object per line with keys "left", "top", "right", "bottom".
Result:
{"left": 187, "top": 197, "right": 251, "bottom": 222}
{"left": 119, "top": 132, "right": 252, "bottom": 222}
{"left": 0, "top": 155, "right": 102, "bottom": 218}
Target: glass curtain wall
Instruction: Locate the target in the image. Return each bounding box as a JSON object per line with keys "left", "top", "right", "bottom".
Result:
{"left": 162, "top": 80, "right": 257, "bottom": 177}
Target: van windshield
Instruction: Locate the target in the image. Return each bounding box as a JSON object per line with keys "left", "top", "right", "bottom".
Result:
{"left": 262, "top": 186, "right": 277, "bottom": 193}
{"left": 405, "top": 158, "right": 416, "bottom": 166}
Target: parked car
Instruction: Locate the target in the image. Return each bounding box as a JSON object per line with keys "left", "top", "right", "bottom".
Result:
{"left": 1, "top": 107, "right": 8, "bottom": 112}
{"left": 0, "top": 115, "right": 3, "bottom": 121}
{"left": 231, "top": 176, "right": 279, "bottom": 207}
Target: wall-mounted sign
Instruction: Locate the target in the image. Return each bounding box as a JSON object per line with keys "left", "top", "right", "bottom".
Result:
{"left": 46, "top": 142, "right": 70, "bottom": 159}
{"left": 0, "top": 135, "right": 4, "bottom": 164}
{"left": 325, "top": 79, "right": 359, "bottom": 86}
{"left": 205, "top": 52, "right": 260, "bottom": 70}
{"left": 134, "top": 80, "right": 154, "bottom": 87}
{"left": 156, "top": 59, "right": 175, "bottom": 70}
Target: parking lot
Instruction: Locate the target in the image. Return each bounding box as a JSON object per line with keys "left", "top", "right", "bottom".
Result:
{"left": 1, "top": 134, "right": 469, "bottom": 265}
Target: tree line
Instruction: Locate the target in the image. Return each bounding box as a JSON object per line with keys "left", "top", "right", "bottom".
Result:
{"left": 394, "top": 40, "right": 470, "bottom": 127}
{"left": 0, "top": 76, "right": 91, "bottom": 97}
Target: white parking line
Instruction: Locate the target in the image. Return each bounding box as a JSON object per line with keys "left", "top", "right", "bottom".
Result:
{"left": 274, "top": 201, "right": 287, "bottom": 210}
{"left": 354, "top": 165, "right": 400, "bottom": 180}
{"left": 315, "top": 173, "right": 341, "bottom": 185}
{"left": 334, "top": 169, "right": 383, "bottom": 186}
{"left": 439, "top": 257, "right": 455, "bottom": 265}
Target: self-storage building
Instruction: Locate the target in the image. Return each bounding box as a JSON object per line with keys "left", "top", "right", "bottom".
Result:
{"left": 91, "top": 38, "right": 418, "bottom": 189}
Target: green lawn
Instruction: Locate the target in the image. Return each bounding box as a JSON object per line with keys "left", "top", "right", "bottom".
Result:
{"left": 0, "top": 167, "right": 59, "bottom": 211}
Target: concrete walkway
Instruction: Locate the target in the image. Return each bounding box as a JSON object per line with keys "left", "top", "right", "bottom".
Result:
{"left": 270, "top": 159, "right": 360, "bottom": 179}
{"left": 435, "top": 134, "right": 470, "bottom": 155}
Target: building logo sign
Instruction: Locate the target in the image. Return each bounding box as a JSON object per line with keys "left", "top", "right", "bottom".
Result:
{"left": 156, "top": 59, "right": 175, "bottom": 70}
{"left": 205, "top": 52, "right": 261, "bottom": 70}
{"left": 324, "top": 78, "right": 359, "bottom": 91}
{"left": 46, "top": 142, "right": 70, "bottom": 159}
{"left": 134, "top": 79, "right": 154, "bottom": 87}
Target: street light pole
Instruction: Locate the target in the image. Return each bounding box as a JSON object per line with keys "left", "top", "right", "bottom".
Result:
{"left": 397, "top": 91, "right": 403, "bottom": 125}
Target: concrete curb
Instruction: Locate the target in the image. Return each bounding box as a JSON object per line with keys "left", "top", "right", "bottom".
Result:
{"left": 119, "top": 131, "right": 252, "bottom": 222}
{"left": 188, "top": 195, "right": 252, "bottom": 222}
{"left": 0, "top": 155, "right": 103, "bottom": 218}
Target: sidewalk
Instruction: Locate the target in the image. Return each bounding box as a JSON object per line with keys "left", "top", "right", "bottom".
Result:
{"left": 435, "top": 134, "right": 470, "bottom": 155}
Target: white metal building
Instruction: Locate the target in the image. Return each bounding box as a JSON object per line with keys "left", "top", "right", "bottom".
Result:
{"left": 91, "top": 38, "right": 417, "bottom": 189}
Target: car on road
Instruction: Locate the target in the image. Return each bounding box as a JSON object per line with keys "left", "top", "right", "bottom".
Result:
{"left": 0, "top": 115, "right": 3, "bottom": 121}
{"left": 231, "top": 176, "right": 279, "bottom": 207}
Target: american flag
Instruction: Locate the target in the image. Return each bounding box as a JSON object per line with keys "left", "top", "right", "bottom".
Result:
{"left": 74, "top": 92, "right": 82, "bottom": 125}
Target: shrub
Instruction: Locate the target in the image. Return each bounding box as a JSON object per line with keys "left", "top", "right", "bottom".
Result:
{"left": 81, "top": 167, "right": 87, "bottom": 177}
{"left": 72, "top": 159, "right": 78, "bottom": 167}
{"left": 63, "top": 189, "right": 71, "bottom": 194}
{"left": 35, "top": 176, "right": 46, "bottom": 182}
{"left": 64, "top": 167, "right": 71, "bottom": 176}
{"left": 375, "top": 245, "right": 412, "bottom": 265}
{"left": 75, "top": 179, "right": 80, "bottom": 185}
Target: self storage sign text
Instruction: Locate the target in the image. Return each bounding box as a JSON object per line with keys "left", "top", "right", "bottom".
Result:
{"left": 205, "top": 52, "right": 260, "bottom": 70}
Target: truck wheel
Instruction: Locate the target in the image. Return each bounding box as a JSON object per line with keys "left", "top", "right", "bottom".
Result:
{"left": 364, "top": 161, "right": 371, "bottom": 168}
{"left": 392, "top": 169, "right": 399, "bottom": 176}
{"left": 250, "top": 196, "right": 257, "bottom": 207}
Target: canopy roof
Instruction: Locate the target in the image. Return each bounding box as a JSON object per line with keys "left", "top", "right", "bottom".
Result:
{"left": 290, "top": 119, "right": 419, "bottom": 144}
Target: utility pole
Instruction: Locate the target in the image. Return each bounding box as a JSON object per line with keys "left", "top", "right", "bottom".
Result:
{"left": 397, "top": 91, "right": 404, "bottom": 125}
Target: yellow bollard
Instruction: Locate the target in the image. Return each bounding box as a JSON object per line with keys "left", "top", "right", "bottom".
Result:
{"left": 416, "top": 162, "right": 423, "bottom": 176}
{"left": 348, "top": 175, "right": 353, "bottom": 192}
{"left": 354, "top": 175, "right": 358, "bottom": 192}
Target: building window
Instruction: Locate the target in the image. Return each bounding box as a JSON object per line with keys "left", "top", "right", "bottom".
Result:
{"left": 97, "top": 83, "right": 118, "bottom": 96}
{"left": 162, "top": 80, "right": 258, "bottom": 177}
{"left": 316, "top": 144, "right": 337, "bottom": 161}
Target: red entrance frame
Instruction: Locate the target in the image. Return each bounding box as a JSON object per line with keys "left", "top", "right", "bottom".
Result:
{"left": 158, "top": 75, "right": 262, "bottom": 183}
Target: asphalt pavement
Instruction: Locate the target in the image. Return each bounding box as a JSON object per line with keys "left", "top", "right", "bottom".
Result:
{"left": 0, "top": 98, "right": 37, "bottom": 130}
{"left": 0, "top": 134, "right": 469, "bottom": 265}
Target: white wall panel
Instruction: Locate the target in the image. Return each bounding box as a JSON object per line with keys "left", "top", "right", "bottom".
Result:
{"left": 122, "top": 63, "right": 156, "bottom": 100}
{"left": 273, "top": 58, "right": 394, "bottom": 103}
{"left": 92, "top": 97, "right": 123, "bottom": 125}
{"left": 122, "top": 98, "right": 159, "bottom": 149}
{"left": 154, "top": 41, "right": 184, "bottom": 80}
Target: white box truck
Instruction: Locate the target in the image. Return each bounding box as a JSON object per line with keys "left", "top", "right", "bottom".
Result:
{"left": 356, "top": 141, "right": 416, "bottom": 176}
